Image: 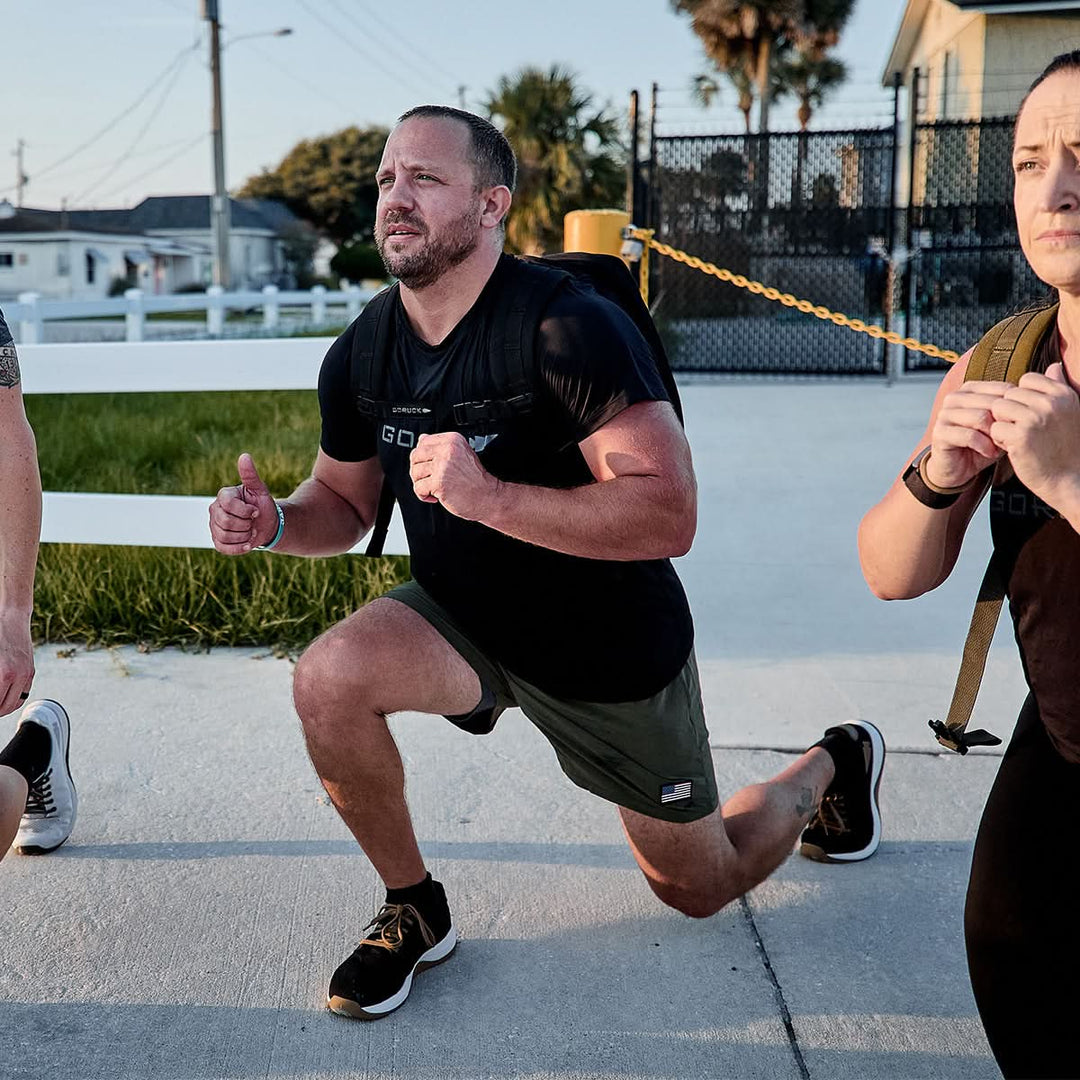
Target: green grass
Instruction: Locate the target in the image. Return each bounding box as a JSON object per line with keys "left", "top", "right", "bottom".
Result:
{"left": 25, "top": 391, "right": 409, "bottom": 650}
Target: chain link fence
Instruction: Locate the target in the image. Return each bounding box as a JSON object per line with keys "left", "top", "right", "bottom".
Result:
{"left": 644, "top": 114, "right": 1045, "bottom": 375}
{"left": 902, "top": 116, "right": 1049, "bottom": 372}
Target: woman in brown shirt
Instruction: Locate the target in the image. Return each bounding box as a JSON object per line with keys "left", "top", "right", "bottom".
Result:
{"left": 859, "top": 52, "right": 1080, "bottom": 1079}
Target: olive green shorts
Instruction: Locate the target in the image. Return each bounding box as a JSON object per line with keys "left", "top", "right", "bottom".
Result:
{"left": 386, "top": 580, "right": 719, "bottom": 823}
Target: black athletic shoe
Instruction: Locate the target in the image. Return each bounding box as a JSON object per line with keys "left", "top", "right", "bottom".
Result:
{"left": 799, "top": 719, "right": 885, "bottom": 864}
{"left": 327, "top": 882, "right": 457, "bottom": 1020}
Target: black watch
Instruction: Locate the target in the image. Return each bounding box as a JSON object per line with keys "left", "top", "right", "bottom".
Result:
{"left": 902, "top": 447, "right": 964, "bottom": 509}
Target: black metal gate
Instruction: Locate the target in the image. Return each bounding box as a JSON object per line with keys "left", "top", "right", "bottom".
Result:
{"left": 902, "top": 116, "right": 1048, "bottom": 372}
{"left": 645, "top": 127, "right": 897, "bottom": 375}
{"left": 642, "top": 112, "right": 1045, "bottom": 375}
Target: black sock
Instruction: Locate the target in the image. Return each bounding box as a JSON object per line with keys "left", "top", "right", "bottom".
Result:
{"left": 810, "top": 725, "right": 857, "bottom": 776}
{"left": 0, "top": 721, "right": 51, "bottom": 785}
{"left": 385, "top": 872, "right": 438, "bottom": 910}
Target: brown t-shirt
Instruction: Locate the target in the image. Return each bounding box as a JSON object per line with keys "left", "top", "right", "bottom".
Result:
{"left": 990, "top": 323, "right": 1080, "bottom": 761}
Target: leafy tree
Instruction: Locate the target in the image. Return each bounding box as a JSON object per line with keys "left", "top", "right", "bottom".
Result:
{"left": 485, "top": 65, "right": 625, "bottom": 255}
{"left": 237, "top": 126, "right": 389, "bottom": 247}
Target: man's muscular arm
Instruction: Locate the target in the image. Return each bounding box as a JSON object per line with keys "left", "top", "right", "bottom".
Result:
{"left": 0, "top": 342, "right": 42, "bottom": 715}
{"left": 409, "top": 400, "right": 696, "bottom": 561}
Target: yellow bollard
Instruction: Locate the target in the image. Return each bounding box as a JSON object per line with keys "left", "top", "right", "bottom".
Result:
{"left": 563, "top": 209, "right": 631, "bottom": 257}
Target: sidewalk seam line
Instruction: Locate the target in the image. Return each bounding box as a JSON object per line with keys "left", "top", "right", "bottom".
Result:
{"left": 739, "top": 895, "right": 811, "bottom": 1080}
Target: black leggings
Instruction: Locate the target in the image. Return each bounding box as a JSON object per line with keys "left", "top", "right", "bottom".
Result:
{"left": 965, "top": 693, "right": 1080, "bottom": 1079}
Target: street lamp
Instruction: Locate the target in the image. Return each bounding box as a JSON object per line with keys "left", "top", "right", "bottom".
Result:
{"left": 200, "top": 0, "right": 291, "bottom": 289}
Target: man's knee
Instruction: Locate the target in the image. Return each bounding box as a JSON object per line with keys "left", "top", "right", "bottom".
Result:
{"left": 293, "top": 625, "right": 377, "bottom": 726}
{"left": 641, "top": 872, "right": 742, "bottom": 919}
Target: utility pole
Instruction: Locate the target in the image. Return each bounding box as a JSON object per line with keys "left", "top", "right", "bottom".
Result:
{"left": 202, "top": 0, "right": 231, "bottom": 288}
{"left": 457, "top": 85, "right": 468, "bottom": 110}
{"left": 14, "top": 140, "right": 27, "bottom": 208}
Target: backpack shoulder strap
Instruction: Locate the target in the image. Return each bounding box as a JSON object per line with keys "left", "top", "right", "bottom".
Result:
{"left": 350, "top": 283, "right": 399, "bottom": 412}
{"left": 964, "top": 303, "right": 1059, "bottom": 384}
{"left": 933, "top": 303, "right": 1059, "bottom": 753}
{"left": 349, "top": 284, "right": 399, "bottom": 557}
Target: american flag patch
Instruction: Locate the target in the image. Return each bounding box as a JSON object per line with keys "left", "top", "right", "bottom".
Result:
{"left": 660, "top": 781, "right": 692, "bottom": 803}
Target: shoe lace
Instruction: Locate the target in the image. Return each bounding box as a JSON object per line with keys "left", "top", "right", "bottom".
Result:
{"left": 358, "top": 903, "right": 436, "bottom": 953}
{"left": 808, "top": 793, "right": 850, "bottom": 836}
{"left": 23, "top": 768, "right": 56, "bottom": 819}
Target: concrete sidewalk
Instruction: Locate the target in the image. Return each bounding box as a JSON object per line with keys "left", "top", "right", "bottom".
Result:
{"left": 0, "top": 380, "right": 1019, "bottom": 1079}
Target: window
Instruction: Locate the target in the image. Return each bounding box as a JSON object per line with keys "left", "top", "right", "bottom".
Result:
{"left": 86, "top": 251, "right": 95, "bottom": 284}
{"left": 0, "top": 252, "right": 13, "bottom": 269}
{"left": 57, "top": 250, "right": 70, "bottom": 276}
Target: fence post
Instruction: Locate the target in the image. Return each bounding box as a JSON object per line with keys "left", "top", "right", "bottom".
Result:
{"left": 16, "top": 292, "right": 42, "bottom": 344}
{"left": 311, "top": 284, "right": 327, "bottom": 327}
{"left": 124, "top": 288, "right": 145, "bottom": 342}
{"left": 345, "top": 284, "right": 364, "bottom": 322}
{"left": 206, "top": 285, "right": 225, "bottom": 337}
{"left": 262, "top": 284, "right": 280, "bottom": 332}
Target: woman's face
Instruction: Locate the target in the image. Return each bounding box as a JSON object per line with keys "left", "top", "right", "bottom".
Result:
{"left": 1013, "top": 69, "right": 1080, "bottom": 295}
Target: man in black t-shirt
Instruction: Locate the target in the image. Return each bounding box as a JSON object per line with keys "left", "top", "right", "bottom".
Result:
{"left": 209, "top": 106, "right": 886, "bottom": 1021}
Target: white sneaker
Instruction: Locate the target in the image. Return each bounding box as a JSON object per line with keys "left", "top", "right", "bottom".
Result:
{"left": 14, "top": 700, "right": 77, "bottom": 855}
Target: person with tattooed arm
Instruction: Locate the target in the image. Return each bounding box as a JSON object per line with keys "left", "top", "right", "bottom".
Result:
{"left": 0, "top": 308, "right": 76, "bottom": 858}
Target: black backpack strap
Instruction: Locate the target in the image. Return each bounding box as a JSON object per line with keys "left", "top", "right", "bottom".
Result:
{"left": 351, "top": 284, "right": 399, "bottom": 418}
{"left": 452, "top": 258, "right": 564, "bottom": 428}
{"left": 350, "top": 285, "right": 400, "bottom": 557}
{"left": 932, "top": 304, "right": 1059, "bottom": 752}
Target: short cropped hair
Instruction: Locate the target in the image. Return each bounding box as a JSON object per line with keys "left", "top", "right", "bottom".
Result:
{"left": 397, "top": 105, "right": 517, "bottom": 193}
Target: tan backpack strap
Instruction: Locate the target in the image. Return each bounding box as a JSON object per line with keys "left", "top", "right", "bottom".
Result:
{"left": 929, "top": 554, "right": 1005, "bottom": 754}
{"left": 933, "top": 303, "right": 1058, "bottom": 754}
{"left": 964, "top": 304, "right": 1059, "bottom": 384}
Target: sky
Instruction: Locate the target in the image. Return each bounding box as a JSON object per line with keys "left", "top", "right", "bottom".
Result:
{"left": 4, "top": 0, "right": 909, "bottom": 211}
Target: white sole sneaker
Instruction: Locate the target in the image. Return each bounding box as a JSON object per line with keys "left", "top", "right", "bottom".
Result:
{"left": 14, "top": 700, "right": 77, "bottom": 856}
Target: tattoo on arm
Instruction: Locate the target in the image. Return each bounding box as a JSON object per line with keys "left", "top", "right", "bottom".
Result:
{"left": 0, "top": 345, "right": 20, "bottom": 388}
{"left": 794, "top": 786, "right": 817, "bottom": 821}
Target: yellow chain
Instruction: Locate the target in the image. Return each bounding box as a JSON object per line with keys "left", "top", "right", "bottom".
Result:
{"left": 630, "top": 229, "right": 960, "bottom": 364}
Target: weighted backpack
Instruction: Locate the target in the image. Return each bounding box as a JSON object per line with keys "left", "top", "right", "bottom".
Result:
{"left": 929, "top": 302, "right": 1059, "bottom": 754}
{"left": 351, "top": 252, "right": 682, "bottom": 557}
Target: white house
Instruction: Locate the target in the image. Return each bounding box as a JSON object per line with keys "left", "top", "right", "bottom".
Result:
{"left": 884, "top": 0, "right": 1080, "bottom": 122}
{"left": 0, "top": 195, "right": 307, "bottom": 301}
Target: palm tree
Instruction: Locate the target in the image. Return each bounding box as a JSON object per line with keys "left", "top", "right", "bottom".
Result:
{"left": 776, "top": 52, "right": 847, "bottom": 208}
{"left": 672, "top": 0, "right": 802, "bottom": 133}
{"left": 484, "top": 65, "right": 624, "bottom": 255}
{"left": 673, "top": 0, "right": 854, "bottom": 132}
{"left": 777, "top": 53, "right": 847, "bottom": 130}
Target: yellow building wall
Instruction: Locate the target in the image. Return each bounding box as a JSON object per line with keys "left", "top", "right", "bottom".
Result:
{"left": 982, "top": 16, "right": 1080, "bottom": 119}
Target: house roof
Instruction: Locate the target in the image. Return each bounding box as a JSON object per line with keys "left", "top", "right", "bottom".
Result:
{"left": 128, "top": 195, "right": 297, "bottom": 232}
{"left": 0, "top": 207, "right": 140, "bottom": 237}
{"left": 883, "top": 0, "right": 1080, "bottom": 85}
{"left": 0, "top": 196, "right": 299, "bottom": 237}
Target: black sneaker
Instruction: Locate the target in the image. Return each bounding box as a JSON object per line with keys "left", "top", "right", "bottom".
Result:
{"left": 799, "top": 719, "right": 885, "bottom": 864}
{"left": 327, "top": 882, "right": 456, "bottom": 1020}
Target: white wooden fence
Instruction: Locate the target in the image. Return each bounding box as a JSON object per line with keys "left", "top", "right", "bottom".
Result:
{"left": 8, "top": 284, "right": 377, "bottom": 344}
{"left": 20, "top": 338, "right": 408, "bottom": 555}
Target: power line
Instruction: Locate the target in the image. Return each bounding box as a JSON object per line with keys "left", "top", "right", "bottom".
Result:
{"left": 96, "top": 132, "right": 209, "bottom": 203}
{"left": 242, "top": 39, "right": 355, "bottom": 114}
{"left": 72, "top": 50, "right": 196, "bottom": 205}
{"left": 347, "top": 0, "right": 461, "bottom": 88}
{"left": 32, "top": 38, "right": 202, "bottom": 184}
{"left": 324, "top": 0, "right": 456, "bottom": 101}
{"left": 292, "top": 0, "right": 433, "bottom": 101}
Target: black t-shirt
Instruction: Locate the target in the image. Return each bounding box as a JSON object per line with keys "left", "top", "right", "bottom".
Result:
{"left": 318, "top": 254, "right": 694, "bottom": 701}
